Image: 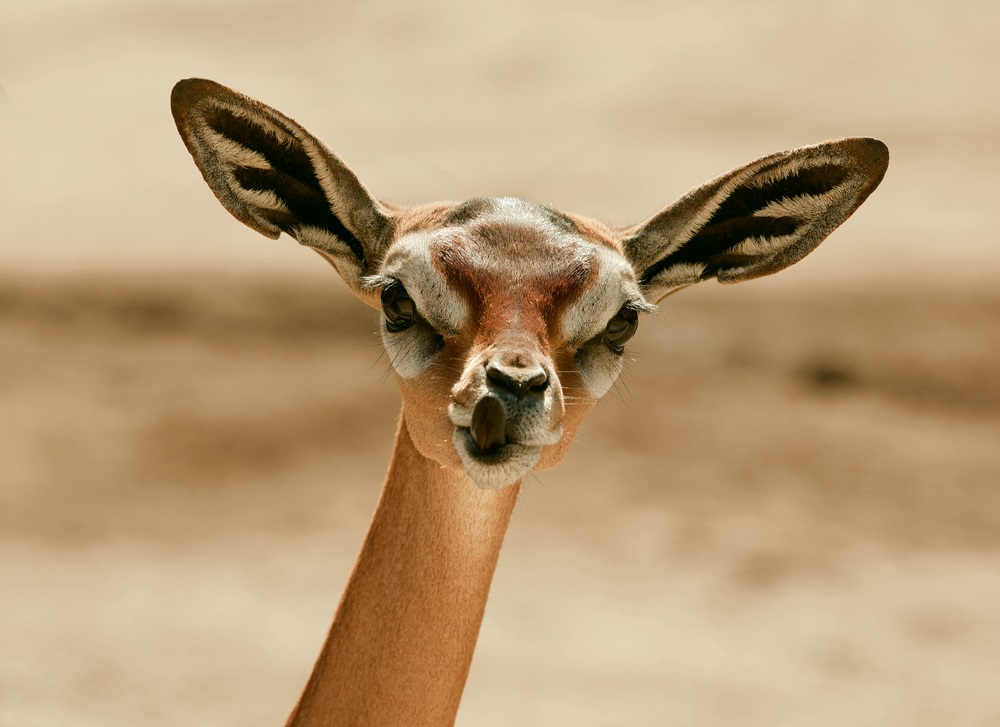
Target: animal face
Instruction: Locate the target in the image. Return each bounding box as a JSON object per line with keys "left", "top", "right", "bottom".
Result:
{"left": 171, "top": 78, "right": 888, "bottom": 489}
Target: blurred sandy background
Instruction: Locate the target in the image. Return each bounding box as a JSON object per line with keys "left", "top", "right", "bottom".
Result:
{"left": 2, "top": 1, "right": 999, "bottom": 725}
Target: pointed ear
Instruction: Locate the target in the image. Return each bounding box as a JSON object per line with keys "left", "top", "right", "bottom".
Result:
{"left": 170, "top": 78, "right": 393, "bottom": 297}
{"left": 621, "top": 138, "right": 889, "bottom": 302}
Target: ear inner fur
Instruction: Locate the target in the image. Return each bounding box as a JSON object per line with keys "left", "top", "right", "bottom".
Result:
{"left": 622, "top": 138, "right": 889, "bottom": 300}
{"left": 170, "top": 78, "right": 388, "bottom": 274}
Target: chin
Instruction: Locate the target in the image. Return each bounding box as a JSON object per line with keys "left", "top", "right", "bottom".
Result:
{"left": 452, "top": 428, "right": 542, "bottom": 490}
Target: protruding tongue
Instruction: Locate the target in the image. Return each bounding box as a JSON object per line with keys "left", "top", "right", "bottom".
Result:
{"left": 470, "top": 395, "right": 507, "bottom": 453}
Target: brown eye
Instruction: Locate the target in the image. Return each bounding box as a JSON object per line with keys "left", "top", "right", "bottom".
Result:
{"left": 604, "top": 306, "right": 638, "bottom": 354}
{"left": 381, "top": 282, "right": 415, "bottom": 332}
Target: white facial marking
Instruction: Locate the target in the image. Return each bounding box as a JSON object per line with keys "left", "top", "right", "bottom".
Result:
{"left": 381, "top": 231, "right": 468, "bottom": 335}
{"left": 374, "top": 231, "right": 470, "bottom": 380}
{"left": 556, "top": 245, "right": 652, "bottom": 399}
{"left": 377, "top": 197, "right": 645, "bottom": 488}
{"left": 447, "top": 344, "right": 564, "bottom": 490}
{"left": 452, "top": 432, "right": 543, "bottom": 490}
{"left": 574, "top": 343, "right": 627, "bottom": 400}
{"left": 562, "top": 246, "right": 645, "bottom": 346}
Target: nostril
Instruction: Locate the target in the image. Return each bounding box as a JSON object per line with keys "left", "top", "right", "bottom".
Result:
{"left": 526, "top": 370, "right": 548, "bottom": 393}
{"left": 485, "top": 364, "right": 504, "bottom": 384}
{"left": 486, "top": 361, "right": 548, "bottom": 398}
{"left": 486, "top": 364, "right": 517, "bottom": 392}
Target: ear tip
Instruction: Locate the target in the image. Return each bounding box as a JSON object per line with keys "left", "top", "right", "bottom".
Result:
{"left": 842, "top": 136, "right": 890, "bottom": 175}
{"left": 856, "top": 136, "right": 889, "bottom": 163}
{"left": 845, "top": 137, "right": 890, "bottom": 205}
{"left": 172, "top": 77, "right": 220, "bottom": 98}
{"left": 171, "top": 78, "right": 205, "bottom": 123}
{"left": 170, "top": 78, "right": 229, "bottom": 117}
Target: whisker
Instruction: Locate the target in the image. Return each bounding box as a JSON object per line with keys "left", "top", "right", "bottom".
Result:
{"left": 526, "top": 470, "right": 547, "bottom": 491}
{"left": 616, "top": 366, "right": 636, "bottom": 406}
{"left": 368, "top": 348, "right": 387, "bottom": 373}
{"left": 608, "top": 377, "right": 627, "bottom": 405}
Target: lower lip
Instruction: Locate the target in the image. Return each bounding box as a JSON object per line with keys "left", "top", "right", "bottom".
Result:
{"left": 452, "top": 428, "right": 545, "bottom": 489}
{"left": 457, "top": 427, "right": 516, "bottom": 461}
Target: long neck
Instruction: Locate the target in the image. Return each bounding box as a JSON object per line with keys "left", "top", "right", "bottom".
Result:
{"left": 285, "top": 413, "right": 520, "bottom": 727}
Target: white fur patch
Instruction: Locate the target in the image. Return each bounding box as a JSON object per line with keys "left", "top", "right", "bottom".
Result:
{"left": 757, "top": 189, "right": 842, "bottom": 220}
{"left": 235, "top": 187, "right": 290, "bottom": 215}
{"left": 575, "top": 344, "right": 627, "bottom": 399}
{"left": 380, "top": 231, "right": 469, "bottom": 336}
{"left": 297, "top": 226, "right": 351, "bottom": 257}
{"left": 747, "top": 152, "right": 842, "bottom": 189}
{"left": 561, "top": 246, "right": 647, "bottom": 345}
{"left": 452, "top": 430, "right": 543, "bottom": 490}
{"left": 375, "top": 231, "right": 470, "bottom": 380}
{"left": 447, "top": 345, "right": 564, "bottom": 488}
{"left": 646, "top": 261, "right": 707, "bottom": 291}
{"left": 202, "top": 128, "right": 273, "bottom": 170}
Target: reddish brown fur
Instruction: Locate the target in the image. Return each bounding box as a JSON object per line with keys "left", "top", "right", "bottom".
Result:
{"left": 395, "top": 207, "right": 605, "bottom": 478}
{"left": 383, "top": 201, "right": 457, "bottom": 239}
{"left": 432, "top": 221, "right": 600, "bottom": 352}
{"left": 560, "top": 210, "right": 624, "bottom": 253}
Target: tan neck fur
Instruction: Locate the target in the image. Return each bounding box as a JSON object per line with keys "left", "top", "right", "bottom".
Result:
{"left": 285, "top": 413, "right": 520, "bottom": 727}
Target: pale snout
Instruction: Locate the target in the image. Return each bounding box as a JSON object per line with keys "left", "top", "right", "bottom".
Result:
{"left": 450, "top": 346, "right": 564, "bottom": 489}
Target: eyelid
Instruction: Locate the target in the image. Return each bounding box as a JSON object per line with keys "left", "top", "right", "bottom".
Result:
{"left": 376, "top": 278, "right": 462, "bottom": 337}
{"left": 360, "top": 274, "right": 397, "bottom": 292}
{"left": 626, "top": 298, "right": 657, "bottom": 316}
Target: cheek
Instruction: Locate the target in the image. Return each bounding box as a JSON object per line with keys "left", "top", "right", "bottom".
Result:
{"left": 534, "top": 363, "right": 597, "bottom": 472}
{"left": 382, "top": 327, "right": 443, "bottom": 380}
{"left": 573, "top": 344, "right": 625, "bottom": 399}
{"left": 395, "top": 341, "right": 469, "bottom": 470}
{"left": 535, "top": 398, "right": 596, "bottom": 471}
{"left": 398, "top": 375, "right": 461, "bottom": 469}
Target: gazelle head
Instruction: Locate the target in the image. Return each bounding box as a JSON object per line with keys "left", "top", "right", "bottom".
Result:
{"left": 171, "top": 78, "right": 888, "bottom": 490}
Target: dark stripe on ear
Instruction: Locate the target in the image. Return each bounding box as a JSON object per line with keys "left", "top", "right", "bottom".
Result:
{"left": 695, "top": 216, "right": 801, "bottom": 280}
{"left": 638, "top": 163, "right": 847, "bottom": 286}
{"left": 710, "top": 163, "right": 848, "bottom": 229}
{"left": 204, "top": 106, "right": 366, "bottom": 264}
{"left": 233, "top": 167, "right": 366, "bottom": 264}
{"left": 205, "top": 107, "right": 317, "bottom": 188}
{"left": 640, "top": 216, "right": 801, "bottom": 285}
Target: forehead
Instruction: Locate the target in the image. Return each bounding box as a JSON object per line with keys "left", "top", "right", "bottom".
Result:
{"left": 379, "top": 197, "right": 642, "bottom": 340}
{"left": 435, "top": 197, "right": 598, "bottom": 290}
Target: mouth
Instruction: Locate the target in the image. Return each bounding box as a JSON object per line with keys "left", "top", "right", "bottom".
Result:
{"left": 469, "top": 394, "right": 508, "bottom": 452}
{"left": 452, "top": 427, "right": 543, "bottom": 490}
{"left": 449, "top": 393, "right": 562, "bottom": 490}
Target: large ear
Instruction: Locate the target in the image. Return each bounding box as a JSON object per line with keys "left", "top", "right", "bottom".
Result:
{"left": 170, "top": 78, "right": 393, "bottom": 297}
{"left": 621, "top": 138, "right": 889, "bottom": 302}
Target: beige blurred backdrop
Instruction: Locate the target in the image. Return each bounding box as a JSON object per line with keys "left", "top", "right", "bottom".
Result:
{"left": 2, "top": 1, "right": 999, "bottom": 726}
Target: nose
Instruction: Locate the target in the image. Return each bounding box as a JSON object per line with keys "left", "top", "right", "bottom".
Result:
{"left": 485, "top": 354, "right": 549, "bottom": 398}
